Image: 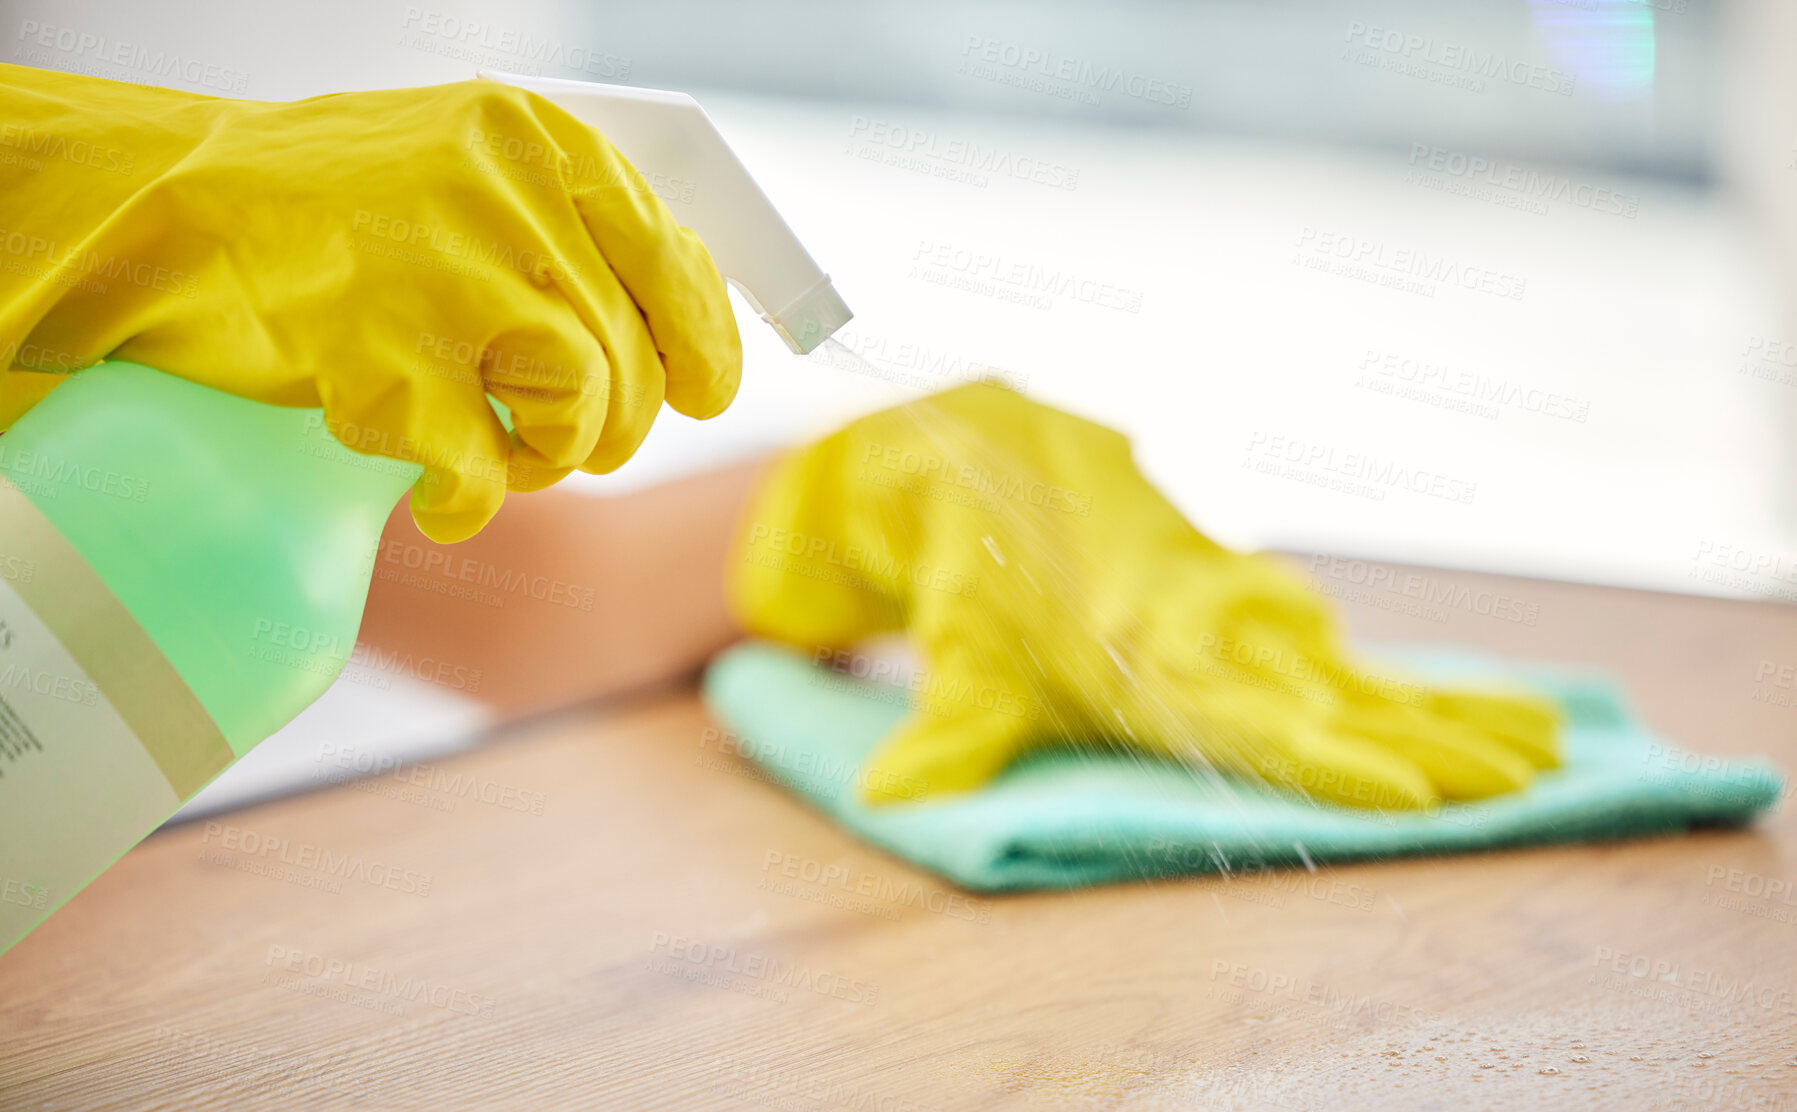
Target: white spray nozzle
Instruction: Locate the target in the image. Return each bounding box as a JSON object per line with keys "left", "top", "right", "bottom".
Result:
{"left": 479, "top": 69, "right": 852, "bottom": 355}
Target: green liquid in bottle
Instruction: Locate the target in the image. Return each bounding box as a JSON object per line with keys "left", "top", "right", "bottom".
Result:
{"left": 0, "top": 361, "right": 421, "bottom": 952}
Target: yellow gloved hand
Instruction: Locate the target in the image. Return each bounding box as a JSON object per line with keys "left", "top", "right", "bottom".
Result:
{"left": 0, "top": 63, "right": 740, "bottom": 542}
{"left": 731, "top": 382, "right": 1561, "bottom": 809}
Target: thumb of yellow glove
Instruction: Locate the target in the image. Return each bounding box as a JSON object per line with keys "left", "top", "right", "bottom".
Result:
{"left": 855, "top": 645, "right": 1042, "bottom": 804}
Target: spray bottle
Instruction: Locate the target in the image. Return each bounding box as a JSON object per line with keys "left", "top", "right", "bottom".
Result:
{"left": 0, "top": 73, "right": 851, "bottom": 954}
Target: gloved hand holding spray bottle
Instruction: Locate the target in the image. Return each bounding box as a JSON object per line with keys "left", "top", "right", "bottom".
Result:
{"left": 0, "top": 64, "right": 851, "bottom": 953}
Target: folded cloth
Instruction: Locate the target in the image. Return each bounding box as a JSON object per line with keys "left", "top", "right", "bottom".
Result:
{"left": 701, "top": 641, "right": 1785, "bottom": 892}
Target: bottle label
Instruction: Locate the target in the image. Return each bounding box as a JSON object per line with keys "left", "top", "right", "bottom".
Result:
{"left": 0, "top": 477, "right": 233, "bottom": 951}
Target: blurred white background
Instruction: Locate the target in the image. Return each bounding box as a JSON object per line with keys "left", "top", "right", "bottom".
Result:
{"left": 14, "top": 0, "right": 1797, "bottom": 811}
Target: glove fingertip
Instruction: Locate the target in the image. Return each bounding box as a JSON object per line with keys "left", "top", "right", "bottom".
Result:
{"left": 408, "top": 468, "right": 504, "bottom": 544}
{"left": 662, "top": 229, "right": 742, "bottom": 421}
{"left": 1432, "top": 689, "right": 1566, "bottom": 771}
{"left": 662, "top": 330, "right": 742, "bottom": 420}
{"left": 503, "top": 441, "right": 575, "bottom": 493}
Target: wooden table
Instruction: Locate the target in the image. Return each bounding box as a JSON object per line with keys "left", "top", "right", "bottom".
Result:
{"left": 3, "top": 558, "right": 1794, "bottom": 1110}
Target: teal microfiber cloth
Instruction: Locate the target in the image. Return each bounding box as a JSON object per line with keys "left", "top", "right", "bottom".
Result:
{"left": 701, "top": 641, "right": 1786, "bottom": 892}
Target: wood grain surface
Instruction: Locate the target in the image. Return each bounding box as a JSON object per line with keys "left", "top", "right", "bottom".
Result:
{"left": 2, "top": 558, "right": 1794, "bottom": 1110}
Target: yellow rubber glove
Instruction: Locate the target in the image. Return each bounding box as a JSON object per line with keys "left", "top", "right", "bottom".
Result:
{"left": 0, "top": 63, "right": 740, "bottom": 542}
{"left": 731, "top": 382, "right": 1561, "bottom": 809}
